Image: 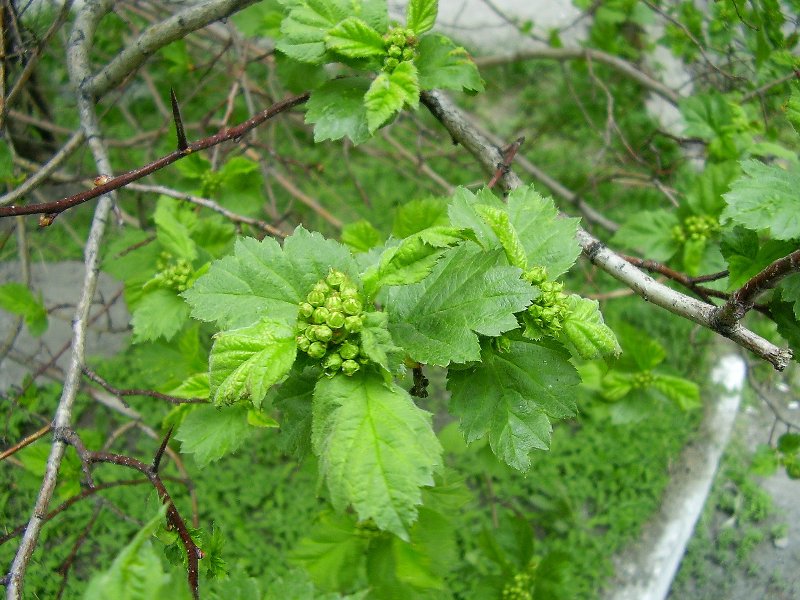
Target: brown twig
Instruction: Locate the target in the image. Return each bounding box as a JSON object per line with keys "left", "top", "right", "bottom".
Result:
{"left": 0, "top": 424, "right": 52, "bottom": 462}
{"left": 0, "top": 92, "right": 309, "bottom": 219}
{"left": 81, "top": 367, "right": 208, "bottom": 405}
{"left": 488, "top": 136, "right": 525, "bottom": 189}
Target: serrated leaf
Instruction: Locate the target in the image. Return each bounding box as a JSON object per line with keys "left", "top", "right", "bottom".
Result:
{"left": 175, "top": 404, "right": 253, "bottom": 466}
{"left": 364, "top": 61, "right": 420, "bottom": 132}
{"left": 341, "top": 218, "right": 384, "bottom": 252}
{"left": 325, "top": 17, "right": 385, "bottom": 58}
{"left": 362, "top": 226, "right": 466, "bottom": 297}
{"left": 83, "top": 506, "right": 171, "bottom": 600}
{"left": 0, "top": 282, "right": 48, "bottom": 337}
{"left": 154, "top": 198, "right": 197, "bottom": 261}
{"left": 166, "top": 373, "right": 209, "bottom": 400}
{"left": 306, "top": 77, "right": 370, "bottom": 144}
{"left": 268, "top": 366, "right": 317, "bottom": 459}
{"left": 559, "top": 295, "right": 621, "bottom": 359}
{"left": 406, "top": 0, "right": 438, "bottom": 34}
{"left": 276, "top": 0, "right": 350, "bottom": 63}
{"left": 475, "top": 204, "right": 527, "bottom": 269}
{"left": 131, "top": 288, "right": 190, "bottom": 343}
{"left": 720, "top": 226, "right": 795, "bottom": 289}
{"left": 786, "top": 83, "right": 800, "bottom": 135}
{"left": 610, "top": 209, "right": 680, "bottom": 262}
{"left": 290, "top": 511, "right": 367, "bottom": 592}
{"left": 447, "top": 337, "right": 580, "bottom": 471}
{"left": 387, "top": 244, "right": 534, "bottom": 366}
{"left": 651, "top": 374, "right": 700, "bottom": 410}
{"left": 393, "top": 196, "right": 449, "bottom": 237}
{"left": 772, "top": 300, "right": 800, "bottom": 362}
{"left": 447, "top": 187, "right": 505, "bottom": 249}
{"left": 722, "top": 160, "right": 800, "bottom": 240}
{"left": 507, "top": 186, "right": 581, "bottom": 277}
{"left": 312, "top": 370, "right": 442, "bottom": 538}
{"left": 209, "top": 318, "right": 296, "bottom": 406}
{"left": 360, "top": 311, "right": 405, "bottom": 375}
{"left": 416, "top": 34, "right": 484, "bottom": 92}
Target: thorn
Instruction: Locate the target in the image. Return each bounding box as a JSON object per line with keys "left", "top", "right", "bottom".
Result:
{"left": 170, "top": 88, "right": 188, "bottom": 151}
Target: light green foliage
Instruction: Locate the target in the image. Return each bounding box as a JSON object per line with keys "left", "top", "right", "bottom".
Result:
{"left": 448, "top": 337, "right": 580, "bottom": 471}
{"left": 131, "top": 288, "right": 191, "bottom": 343}
{"left": 359, "top": 311, "right": 405, "bottom": 375}
{"left": 406, "top": 0, "right": 438, "bottom": 34}
{"left": 364, "top": 60, "right": 420, "bottom": 132}
{"left": 476, "top": 204, "right": 528, "bottom": 269}
{"left": 175, "top": 404, "right": 253, "bottom": 466}
{"left": 722, "top": 160, "right": 800, "bottom": 240}
{"left": 612, "top": 209, "right": 680, "bottom": 262}
{"left": 779, "top": 273, "right": 800, "bottom": 319}
{"left": 325, "top": 17, "right": 386, "bottom": 58}
{"left": 387, "top": 244, "right": 534, "bottom": 365}
{"left": 312, "top": 370, "right": 442, "bottom": 538}
{"left": 209, "top": 317, "right": 297, "bottom": 406}
{"left": 305, "top": 78, "right": 372, "bottom": 144}
{"left": 559, "top": 295, "right": 621, "bottom": 359}
{"left": 416, "top": 34, "right": 484, "bottom": 92}
{"left": 341, "top": 219, "right": 384, "bottom": 252}
{"left": 83, "top": 507, "right": 172, "bottom": 600}
{"left": 788, "top": 83, "right": 800, "bottom": 135}
{"left": 0, "top": 282, "right": 48, "bottom": 337}
{"left": 276, "top": 0, "right": 351, "bottom": 63}
{"left": 392, "top": 197, "right": 449, "bottom": 237}
{"left": 720, "top": 226, "right": 796, "bottom": 289}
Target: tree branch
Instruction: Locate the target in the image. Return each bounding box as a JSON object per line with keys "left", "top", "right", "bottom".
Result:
{"left": 420, "top": 89, "right": 792, "bottom": 370}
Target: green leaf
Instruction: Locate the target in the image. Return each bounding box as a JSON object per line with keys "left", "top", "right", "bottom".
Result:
{"left": 506, "top": 186, "right": 581, "bottom": 278}
{"left": 312, "top": 370, "right": 442, "bottom": 538}
{"left": 0, "top": 283, "right": 48, "bottom": 337}
{"left": 325, "top": 17, "right": 385, "bottom": 58}
{"left": 341, "top": 218, "right": 384, "bottom": 252}
{"left": 447, "top": 187, "right": 505, "bottom": 249}
{"left": 154, "top": 198, "right": 197, "bottom": 262}
{"left": 722, "top": 160, "right": 800, "bottom": 240}
{"left": 611, "top": 209, "right": 680, "bottom": 262}
{"left": 362, "top": 226, "right": 466, "bottom": 296}
{"left": 175, "top": 404, "right": 253, "bottom": 467}
{"left": 131, "top": 288, "right": 190, "bottom": 343}
{"left": 364, "top": 61, "right": 420, "bottom": 132}
{"left": 787, "top": 83, "right": 800, "bottom": 135}
{"left": 268, "top": 366, "right": 317, "bottom": 459}
{"left": 448, "top": 337, "right": 580, "bottom": 471}
{"left": 772, "top": 300, "right": 800, "bottom": 362}
{"left": 406, "top": 0, "right": 438, "bottom": 34}
{"left": 416, "top": 34, "right": 484, "bottom": 92}
{"left": 290, "top": 511, "right": 367, "bottom": 592}
{"left": 559, "top": 295, "right": 621, "bottom": 359}
{"left": 779, "top": 273, "right": 800, "bottom": 319}
{"left": 651, "top": 374, "right": 700, "bottom": 410}
{"left": 360, "top": 311, "right": 405, "bottom": 375}
{"left": 720, "top": 226, "right": 795, "bottom": 289}
{"left": 387, "top": 244, "right": 534, "bottom": 366}
{"left": 475, "top": 204, "right": 527, "bottom": 269}
{"left": 83, "top": 506, "right": 171, "bottom": 600}
{"left": 778, "top": 432, "right": 800, "bottom": 456}
{"left": 166, "top": 373, "right": 209, "bottom": 400}
{"left": 393, "top": 197, "right": 449, "bottom": 237}
{"left": 276, "top": 0, "right": 350, "bottom": 63}
{"left": 305, "top": 77, "right": 373, "bottom": 143}
{"left": 209, "top": 318, "right": 297, "bottom": 407}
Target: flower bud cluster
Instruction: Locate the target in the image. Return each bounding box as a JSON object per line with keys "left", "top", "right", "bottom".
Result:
{"left": 501, "top": 571, "right": 533, "bottom": 600}
{"left": 631, "top": 371, "right": 655, "bottom": 389}
{"left": 382, "top": 26, "right": 417, "bottom": 72}
{"left": 296, "top": 270, "right": 368, "bottom": 376}
{"left": 523, "top": 267, "right": 569, "bottom": 336}
{"left": 153, "top": 252, "right": 193, "bottom": 292}
{"left": 671, "top": 214, "right": 720, "bottom": 244}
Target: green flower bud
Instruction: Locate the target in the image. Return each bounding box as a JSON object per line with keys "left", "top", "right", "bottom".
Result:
{"left": 331, "top": 327, "right": 348, "bottom": 344}
{"left": 308, "top": 342, "right": 327, "bottom": 359}
{"left": 315, "top": 325, "right": 333, "bottom": 343}
{"left": 326, "top": 270, "right": 347, "bottom": 288}
{"left": 340, "top": 342, "right": 359, "bottom": 360}
{"left": 307, "top": 290, "right": 325, "bottom": 307}
{"left": 296, "top": 335, "right": 311, "bottom": 352}
{"left": 326, "top": 311, "right": 346, "bottom": 329}
{"left": 340, "top": 285, "right": 359, "bottom": 299}
{"left": 299, "top": 302, "right": 314, "bottom": 318}
{"left": 402, "top": 47, "right": 415, "bottom": 61}
{"left": 313, "top": 281, "right": 331, "bottom": 295}
{"left": 344, "top": 315, "right": 363, "bottom": 333}
{"left": 304, "top": 324, "right": 318, "bottom": 341}
{"left": 342, "top": 359, "right": 360, "bottom": 376}
{"left": 343, "top": 298, "right": 362, "bottom": 315}
{"left": 388, "top": 45, "right": 402, "bottom": 58}
{"left": 325, "top": 296, "right": 343, "bottom": 312}
{"left": 384, "top": 57, "right": 399, "bottom": 71}
{"left": 323, "top": 352, "right": 343, "bottom": 372}
{"left": 312, "top": 307, "right": 330, "bottom": 324}
{"left": 523, "top": 266, "right": 548, "bottom": 285}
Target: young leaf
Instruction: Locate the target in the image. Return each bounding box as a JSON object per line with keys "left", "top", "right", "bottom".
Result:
{"left": 559, "top": 295, "right": 621, "bottom": 359}
{"left": 305, "top": 77, "right": 372, "bottom": 144}
{"left": 447, "top": 186, "right": 505, "bottom": 249}
{"left": 312, "top": 370, "right": 442, "bottom": 539}
{"left": 779, "top": 273, "right": 800, "bottom": 319}
{"left": 387, "top": 244, "right": 534, "bottom": 366}
{"left": 175, "top": 404, "right": 253, "bottom": 467}
{"left": 651, "top": 374, "right": 700, "bottom": 410}
{"left": 154, "top": 198, "right": 197, "bottom": 262}
{"left": 722, "top": 160, "right": 800, "bottom": 241}
{"left": 325, "top": 17, "right": 385, "bottom": 58}
{"left": 360, "top": 311, "right": 405, "bottom": 375}
{"left": 406, "top": 0, "right": 438, "bottom": 35}
{"left": 610, "top": 209, "right": 681, "bottom": 263}
{"left": 341, "top": 219, "right": 384, "bottom": 252}
{"left": 131, "top": 288, "right": 190, "bottom": 343}
{"left": 393, "top": 197, "right": 449, "bottom": 237}
{"left": 209, "top": 318, "right": 297, "bottom": 407}
{"left": 364, "top": 61, "right": 420, "bottom": 132}
{"left": 447, "top": 337, "right": 580, "bottom": 471}
{"left": 0, "top": 283, "right": 48, "bottom": 337}
{"left": 416, "top": 34, "right": 484, "bottom": 92}
{"left": 276, "top": 0, "right": 351, "bottom": 63}
{"left": 475, "top": 204, "right": 527, "bottom": 269}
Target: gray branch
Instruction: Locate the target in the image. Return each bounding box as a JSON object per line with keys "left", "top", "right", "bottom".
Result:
{"left": 421, "top": 89, "right": 792, "bottom": 371}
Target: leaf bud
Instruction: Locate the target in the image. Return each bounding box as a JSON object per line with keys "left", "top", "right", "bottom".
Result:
{"left": 312, "top": 306, "right": 330, "bottom": 324}
{"left": 307, "top": 290, "right": 325, "bottom": 307}
{"left": 342, "top": 298, "right": 362, "bottom": 315}
{"left": 325, "top": 296, "right": 343, "bottom": 312}
{"left": 342, "top": 359, "right": 360, "bottom": 376}
{"left": 323, "top": 352, "right": 343, "bottom": 372}
{"left": 308, "top": 342, "right": 327, "bottom": 359}
{"left": 326, "top": 270, "right": 347, "bottom": 288}
{"left": 344, "top": 315, "right": 363, "bottom": 333}
{"left": 340, "top": 342, "right": 359, "bottom": 360}
{"left": 299, "top": 302, "right": 314, "bottom": 318}
{"left": 315, "top": 325, "right": 333, "bottom": 343}
{"left": 326, "top": 311, "right": 346, "bottom": 329}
